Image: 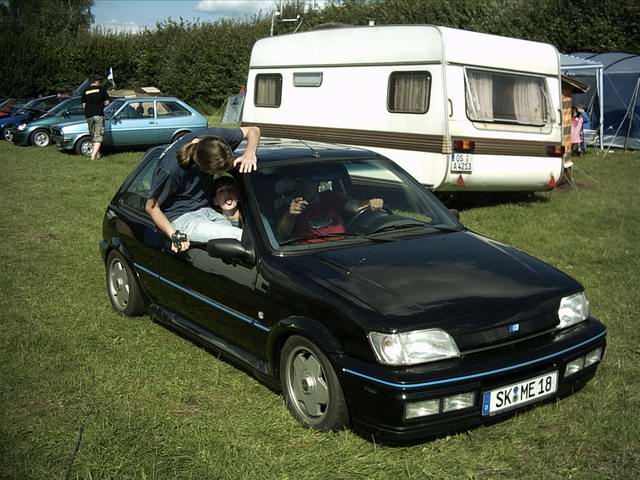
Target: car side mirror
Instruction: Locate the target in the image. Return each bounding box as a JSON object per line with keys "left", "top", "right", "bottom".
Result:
{"left": 207, "top": 238, "right": 255, "bottom": 265}
{"left": 449, "top": 208, "right": 460, "bottom": 220}
{"left": 62, "top": 110, "right": 70, "bottom": 117}
{"left": 111, "top": 115, "right": 120, "bottom": 124}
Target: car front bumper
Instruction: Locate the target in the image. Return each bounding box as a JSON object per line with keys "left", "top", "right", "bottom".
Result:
{"left": 335, "top": 318, "right": 607, "bottom": 442}
{"left": 50, "top": 132, "right": 75, "bottom": 150}
{"left": 11, "top": 127, "right": 32, "bottom": 146}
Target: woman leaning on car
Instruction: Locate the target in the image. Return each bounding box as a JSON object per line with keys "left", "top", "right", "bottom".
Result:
{"left": 145, "top": 127, "right": 260, "bottom": 252}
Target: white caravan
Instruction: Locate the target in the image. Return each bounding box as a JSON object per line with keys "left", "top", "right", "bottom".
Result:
{"left": 242, "top": 25, "right": 564, "bottom": 191}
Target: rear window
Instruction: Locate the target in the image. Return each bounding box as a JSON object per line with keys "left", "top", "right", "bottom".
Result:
{"left": 465, "top": 69, "right": 556, "bottom": 125}
{"left": 255, "top": 74, "right": 282, "bottom": 107}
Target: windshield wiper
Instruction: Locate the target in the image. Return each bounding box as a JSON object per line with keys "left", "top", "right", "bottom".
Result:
{"left": 279, "top": 232, "right": 392, "bottom": 246}
{"left": 369, "top": 221, "right": 461, "bottom": 235}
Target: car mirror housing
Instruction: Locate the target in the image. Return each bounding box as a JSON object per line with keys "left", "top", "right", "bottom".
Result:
{"left": 449, "top": 208, "right": 460, "bottom": 220}
{"left": 207, "top": 238, "right": 255, "bottom": 265}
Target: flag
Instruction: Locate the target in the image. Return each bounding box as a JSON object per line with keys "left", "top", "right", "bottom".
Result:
{"left": 104, "top": 66, "right": 115, "bottom": 88}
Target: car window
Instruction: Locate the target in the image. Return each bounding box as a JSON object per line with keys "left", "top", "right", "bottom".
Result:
{"left": 105, "top": 99, "right": 125, "bottom": 119}
{"left": 248, "top": 158, "right": 458, "bottom": 250}
{"left": 119, "top": 152, "right": 158, "bottom": 211}
{"left": 121, "top": 101, "right": 155, "bottom": 119}
{"left": 156, "top": 101, "right": 191, "bottom": 117}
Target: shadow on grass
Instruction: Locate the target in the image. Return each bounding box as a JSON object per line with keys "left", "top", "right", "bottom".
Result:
{"left": 437, "top": 191, "right": 550, "bottom": 213}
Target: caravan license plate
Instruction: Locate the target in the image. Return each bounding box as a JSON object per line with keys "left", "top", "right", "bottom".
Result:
{"left": 451, "top": 153, "right": 472, "bottom": 173}
{"left": 482, "top": 371, "right": 558, "bottom": 416}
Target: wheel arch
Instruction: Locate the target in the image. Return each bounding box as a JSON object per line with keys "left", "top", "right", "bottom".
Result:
{"left": 267, "top": 316, "right": 344, "bottom": 378}
{"left": 74, "top": 134, "right": 92, "bottom": 155}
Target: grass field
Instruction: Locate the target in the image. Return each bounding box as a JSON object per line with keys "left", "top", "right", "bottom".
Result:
{"left": 1, "top": 140, "right": 638, "bottom": 480}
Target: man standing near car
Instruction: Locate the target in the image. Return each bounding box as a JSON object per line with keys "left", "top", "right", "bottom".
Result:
{"left": 81, "top": 75, "right": 110, "bottom": 161}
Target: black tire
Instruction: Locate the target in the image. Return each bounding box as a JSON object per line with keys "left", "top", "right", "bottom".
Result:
{"left": 2, "top": 126, "right": 13, "bottom": 142}
{"left": 172, "top": 131, "right": 188, "bottom": 143}
{"left": 75, "top": 136, "right": 93, "bottom": 156}
{"left": 105, "top": 250, "right": 146, "bottom": 316}
{"left": 280, "top": 335, "right": 349, "bottom": 431}
{"left": 30, "top": 128, "right": 50, "bottom": 147}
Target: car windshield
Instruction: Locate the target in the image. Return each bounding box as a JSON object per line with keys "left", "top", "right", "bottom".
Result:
{"left": 248, "top": 157, "right": 461, "bottom": 251}
{"left": 15, "top": 98, "right": 40, "bottom": 115}
{"left": 105, "top": 99, "right": 125, "bottom": 119}
{"left": 45, "top": 98, "right": 75, "bottom": 116}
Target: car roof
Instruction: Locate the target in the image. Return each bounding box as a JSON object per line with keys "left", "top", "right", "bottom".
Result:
{"left": 239, "top": 137, "right": 380, "bottom": 165}
{"left": 119, "top": 96, "right": 182, "bottom": 102}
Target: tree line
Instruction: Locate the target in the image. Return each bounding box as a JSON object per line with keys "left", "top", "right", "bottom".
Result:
{"left": 1, "top": 0, "right": 638, "bottom": 111}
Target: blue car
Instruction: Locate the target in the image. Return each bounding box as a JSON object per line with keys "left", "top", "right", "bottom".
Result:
{"left": 50, "top": 96, "right": 208, "bottom": 156}
{"left": 0, "top": 95, "right": 69, "bottom": 141}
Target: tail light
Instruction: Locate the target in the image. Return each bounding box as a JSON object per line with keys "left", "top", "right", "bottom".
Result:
{"left": 546, "top": 145, "right": 565, "bottom": 157}
{"left": 453, "top": 139, "right": 475, "bottom": 153}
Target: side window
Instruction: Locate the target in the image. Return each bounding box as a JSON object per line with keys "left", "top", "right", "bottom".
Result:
{"left": 255, "top": 74, "right": 282, "bottom": 107}
{"left": 156, "top": 101, "right": 191, "bottom": 117}
{"left": 388, "top": 71, "right": 431, "bottom": 114}
{"left": 122, "top": 101, "right": 155, "bottom": 119}
{"left": 119, "top": 153, "right": 158, "bottom": 211}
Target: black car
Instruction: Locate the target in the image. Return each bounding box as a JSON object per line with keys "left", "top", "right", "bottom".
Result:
{"left": 100, "top": 140, "right": 607, "bottom": 442}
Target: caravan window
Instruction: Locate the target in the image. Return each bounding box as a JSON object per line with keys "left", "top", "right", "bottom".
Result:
{"left": 465, "top": 69, "right": 555, "bottom": 126}
{"left": 294, "top": 72, "right": 323, "bottom": 87}
{"left": 255, "top": 74, "right": 282, "bottom": 107}
{"left": 388, "top": 71, "right": 431, "bottom": 114}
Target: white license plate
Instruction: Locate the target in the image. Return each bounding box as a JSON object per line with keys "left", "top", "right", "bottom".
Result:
{"left": 451, "top": 153, "right": 472, "bottom": 173}
{"left": 482, "top": 371, "right": 558, "bottom": 416}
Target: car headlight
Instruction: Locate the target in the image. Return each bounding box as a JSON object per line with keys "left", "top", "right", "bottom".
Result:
{"left": 17, "top": 123, "right": 27, "bottom": 131}
{"left": 368, "top": 328, "right": 460, "bottom": 365}
{"left": 558, "top": 292, "right": 590, "bottom": 329}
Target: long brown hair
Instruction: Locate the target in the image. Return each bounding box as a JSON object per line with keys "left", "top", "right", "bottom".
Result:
{"left": 176, "top": 136, "right": 234, "bottom": 174}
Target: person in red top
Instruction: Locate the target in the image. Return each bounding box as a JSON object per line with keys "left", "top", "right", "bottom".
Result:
{"left": 277, "top": 176, "right": 383, "bottom": 241}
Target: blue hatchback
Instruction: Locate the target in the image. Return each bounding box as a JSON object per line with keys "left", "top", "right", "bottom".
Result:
{"left": 51, "top": 96, "right": 208, "bottom": 156}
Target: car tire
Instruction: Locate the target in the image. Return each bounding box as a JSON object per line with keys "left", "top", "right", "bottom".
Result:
{"left": 280, "top": 335, "right": 349, "bottom": 431}
{"left": 75, "top": 136, "right": 93, "bottom": 156}
{"left": 106, "top": 250, "right": 146, "bottom": 316}
{"left": 2, "top": 126, "right": 13, "bottom": 142}
{"left": 30, "top": 129, "right": 50, "bottom": 147}
{"left": 172, "top": 131, "right": 188, "bottom": 143}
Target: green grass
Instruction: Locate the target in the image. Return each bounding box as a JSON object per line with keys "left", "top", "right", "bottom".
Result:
{"left": 1, "top": 142, "right": 638, "bottom": 479}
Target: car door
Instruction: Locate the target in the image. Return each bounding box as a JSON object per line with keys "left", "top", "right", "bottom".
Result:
{"left": 153, "top": 232, "right": 264, "bottom": 358}
{"left": 109, "top": 100, "right": 159, "bottom": 146}
{"left": 155, "top": 100, "right": 193, "bottom": 142}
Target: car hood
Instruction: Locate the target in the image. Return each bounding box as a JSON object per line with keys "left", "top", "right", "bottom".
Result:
{"left": 286, "top": 230, "right": 580, "bottom": 350}
{"left": 53, "top": 119, "right": 88, "bottom": 133}
{"left": 0, "top": 113, "right": 28, "bottom": 126}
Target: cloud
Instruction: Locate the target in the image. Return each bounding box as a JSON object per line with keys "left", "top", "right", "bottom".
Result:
{"left": 195, "top": 0, "right": 269, "bottom": 18}
{"left": 93, "top": 20, "right": 147, "bottom": 34}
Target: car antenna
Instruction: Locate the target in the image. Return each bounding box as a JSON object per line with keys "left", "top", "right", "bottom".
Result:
{"left": 275, "top": 124, "right": 320, "bottom": 158}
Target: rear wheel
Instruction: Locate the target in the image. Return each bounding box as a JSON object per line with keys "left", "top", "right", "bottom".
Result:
{"left": 280, "top": 335, "right": 349, "bottom": 431}
{"left": 106, "top": 250, "right": 145, "bottom": 316}
{"left": 75, "top": 136, "right": 93, "bottom": 156}
{"left": 2, "top": 126, "right": 13, "bottom": 142}
{"left": 30, "top": 129, "right": 50, "bottom": 147}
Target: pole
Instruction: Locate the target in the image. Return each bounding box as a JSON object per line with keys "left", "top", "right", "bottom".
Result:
{"left": 599, "top": 67, "right": 604, "bottom": 149}
{"left": 623, "top": 78, "right": 640, "bottom": 150}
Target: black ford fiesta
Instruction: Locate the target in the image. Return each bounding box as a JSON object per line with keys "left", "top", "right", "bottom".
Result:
{"left": 100, "top": 139, "right": 607, "bottom": 442}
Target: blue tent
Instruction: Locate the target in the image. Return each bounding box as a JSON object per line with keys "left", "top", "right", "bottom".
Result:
{"left": 566, "top": 52, "right": 640, "bottom": 150}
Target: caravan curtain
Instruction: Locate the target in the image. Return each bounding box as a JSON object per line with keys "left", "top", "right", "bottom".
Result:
{"left": 255, "top": 74, "right": 282, "bottom": 107}
{"left": 513, "top": 77, "right": 551, "bottom": 124}
{"left": 465, "top": 70, "right": 494, "bottom": 121}
{"left": 389, "top": 72, "right": 430, "bottom": 113}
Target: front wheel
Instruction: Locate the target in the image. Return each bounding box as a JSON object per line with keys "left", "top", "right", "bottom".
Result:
{"left": 106, "top": 250, "right": 146, "bottom": 316}
{"left": 280, "top": 335, "right": 349, "bottom": 431}
{"left": 2, "top": 126, "right": 13, "bottom": 142}
{"left": 172, "top": 131, "right": 188, "bottom": 143}
{"left": 75, "top": 136, "right": 93, "bottom": 156}
{"left": 30, "top": 129, "right": 50, "bottom": 147}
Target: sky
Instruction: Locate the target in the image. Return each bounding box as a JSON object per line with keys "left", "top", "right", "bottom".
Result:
{"left": 92, "top": 0, "right": 304, "bottom": 33}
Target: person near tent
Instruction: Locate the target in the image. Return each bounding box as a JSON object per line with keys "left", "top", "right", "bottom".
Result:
{"left": 577, "top": 104, "right": 590, "bottom": 153}
{"left": 571, "top": 107, "right": 584, "bottom": 157}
